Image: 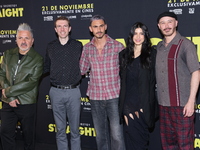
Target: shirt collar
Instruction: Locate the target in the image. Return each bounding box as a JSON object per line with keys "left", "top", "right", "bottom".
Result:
{"left": 56, "top": 37, "right": 72, "bottom": 45}
{"left": 89, "top": 34, "right": 114, "bottom": 46}
{"left": 161, "top": 31, "right": 181, "bottom": 46}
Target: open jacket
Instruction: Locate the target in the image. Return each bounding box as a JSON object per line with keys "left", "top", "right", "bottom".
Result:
{"left": 119, "top": 48, "right": 158, "bottom": 128}
{"left": 0, "top": 47, "right": 43, "bottom": 104}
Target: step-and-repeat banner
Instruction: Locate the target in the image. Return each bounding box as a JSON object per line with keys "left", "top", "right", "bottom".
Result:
{"left": 0, "top": 0, "right": 200, "bottom": 149}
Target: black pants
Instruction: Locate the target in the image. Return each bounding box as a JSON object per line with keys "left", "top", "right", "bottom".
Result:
{"left": 123, "top": 111, "right": 149, "bottom": 150}
{"left": 0, "top": 103, "right": 36, "bottom": 150}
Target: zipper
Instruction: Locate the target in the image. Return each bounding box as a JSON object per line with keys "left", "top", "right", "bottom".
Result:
{"left": 13, "top": 60, "right": 21, "bottom": 84}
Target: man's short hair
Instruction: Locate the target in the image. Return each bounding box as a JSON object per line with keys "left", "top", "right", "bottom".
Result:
{"left": 90, "top": 15, "right": 106, "bottom": 25}
{"left": 54, "top": 16, "right": 71, "bottom": 27}
{"left": 17, "top": 23, "right": 33, "bottom": 37}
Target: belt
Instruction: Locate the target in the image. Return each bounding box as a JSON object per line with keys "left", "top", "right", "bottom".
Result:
{"left": 51, "top": 83, "right": 79, "bottom": 89}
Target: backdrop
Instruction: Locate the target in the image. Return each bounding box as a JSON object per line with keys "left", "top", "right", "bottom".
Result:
{"left": 0, "top": 0, "right": 200, "bottom": 149}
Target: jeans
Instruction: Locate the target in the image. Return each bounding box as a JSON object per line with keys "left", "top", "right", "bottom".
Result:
{"left": 90, "top": 98, "right": 125, "bottom": 150}
{"left": 50, "top": 87, "right": 81, "bottom": 150}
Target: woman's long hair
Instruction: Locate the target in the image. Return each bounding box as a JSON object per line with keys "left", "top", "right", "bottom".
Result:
{"left": 125, "top": 22, "right": 152, "bottom": 69}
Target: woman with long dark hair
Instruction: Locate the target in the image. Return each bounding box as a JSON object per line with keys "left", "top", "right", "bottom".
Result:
{"left": 119, "top": 22, "right": 157, "bottom": 150}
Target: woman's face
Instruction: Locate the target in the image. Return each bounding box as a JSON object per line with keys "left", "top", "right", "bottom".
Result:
{"left": 132, "top": 28, "right": 145, "bottom": 46}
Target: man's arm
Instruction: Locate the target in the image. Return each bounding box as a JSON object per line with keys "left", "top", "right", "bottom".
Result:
{"left": 79, "top": 47, "right": 90, "bottom": 75}
{"left": 0, "top": 51, "right": 19, "bottom": 103}
{"left": 183, "top": 70, "right": 200, "bottom": 117}
{"left": 43, "top": 46, "right": 51, "bottom": 74}
{"left": 0, "top": 51, "right": 10, "bottom": 89}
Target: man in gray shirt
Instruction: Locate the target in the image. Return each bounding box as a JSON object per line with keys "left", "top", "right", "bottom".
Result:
{"left": 156, "top": 11, "right": 200, "bottom": 150}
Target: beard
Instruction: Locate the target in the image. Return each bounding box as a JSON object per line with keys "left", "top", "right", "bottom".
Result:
{"left": 19, "top": 43, "right": 30, "bottom": 51}
{"left": 95, "top": 32, "right": 105, "bottom": 39}
{"left": 19, "top": 47, "right": 30, "bottom": 51}
{"left": 162, "top": 28, "right": 176, "bottom": 37}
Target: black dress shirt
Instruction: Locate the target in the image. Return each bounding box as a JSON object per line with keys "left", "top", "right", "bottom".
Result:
{"left": 44, "top": 38, "right": 83, "bottom": 86}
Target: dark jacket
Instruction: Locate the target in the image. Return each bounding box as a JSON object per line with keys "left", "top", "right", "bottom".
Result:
{"left": 119, "top": 47, "right": 157, "bottom": 128}
{"left": 0, "top": 47, "right": 43, "bottom": 104}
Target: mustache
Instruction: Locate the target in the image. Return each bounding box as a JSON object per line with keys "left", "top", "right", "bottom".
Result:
{"left": 20, "top": 43, "right": 27, "bottom": 46}
{"left": 164, "top": 28, "right": 171, "bottom": 31}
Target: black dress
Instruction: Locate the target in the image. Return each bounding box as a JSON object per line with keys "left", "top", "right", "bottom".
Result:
{"left": 123, "top": 56, "right": 149, "bottom": 150}
{"left": 123, "top": 57, "right": 140, "bottom": 115}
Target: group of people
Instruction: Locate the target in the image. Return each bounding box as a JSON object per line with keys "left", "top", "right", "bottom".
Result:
{"left": 0, "top": 11, "right": 199, "bottom": 150}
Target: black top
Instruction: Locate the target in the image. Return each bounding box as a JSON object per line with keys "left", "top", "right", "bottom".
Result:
{"left": 44, "top": 38, "right": 83, "bottom": 86}
{"left": 123, "top": 57, "right": 140, "bottom": 116}
{"left": 18, "top": 52, "right": 24, "bottom": 60}
{"left": 119, "top": 48, "right": 158, "bottom": 128}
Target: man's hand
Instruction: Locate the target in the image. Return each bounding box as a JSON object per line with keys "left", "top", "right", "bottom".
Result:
{"left": 2, "top": 89, "right": 7, "bottom": 98}
{"left": 183, "top": 101, "right": 195, "bottom": 117}
{"left": 183, "top": 70, "right": 200, "bottom": 117}
{"left": 9, "top": 99, "right": 20, "bottom": 107}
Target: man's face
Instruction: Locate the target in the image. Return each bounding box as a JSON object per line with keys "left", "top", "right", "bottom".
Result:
{"left": 55, "top": 20, "right": 71, "bottom": 39}
{"left": 89, "top": 19, "right": 107, "bottom": 39}
{"left": 158, "top": 16, "right": 178, "bottom": 37}
{"left": 16, "top": 30, "right": 34, "bottom": 51}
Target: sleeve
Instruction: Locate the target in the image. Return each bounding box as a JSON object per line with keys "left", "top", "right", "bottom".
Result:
{"left": 78, "top": 41, "right": 83, "bottom": 59}
{"left": 0, "top": 50, "right": 10, "bottom": 89}
{"left": 150, "top": 47, "right": 159, "bottom": 121}
{"left": 119, "top": 49, "right": 125, "bottom": 78}
{"left": 184, "top": 40, "right": 200, "bottom": 73}
{"left": 79, "top": 46, "right": 90, "bottom": 75}
{"left": 43, "top": 45, "right": 51, "bottom": 74}
{"left": 118, "top": 42, "right": 125, "bottom": 53}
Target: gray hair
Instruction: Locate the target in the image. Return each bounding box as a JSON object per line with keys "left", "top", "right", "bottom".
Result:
{"left": 16, "top": 23, "right": 33, "bottom": 37}
{"left": 90, "top": 15, "right": 106, "bottom": 25}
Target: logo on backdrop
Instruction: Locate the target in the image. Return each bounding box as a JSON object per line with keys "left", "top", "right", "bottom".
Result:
{"left": 81, "top": 97, "right": 91, "bottom": 112}
{"left": 168, "top": 0, "right": 200, "bottom": 7}
{"left": 48, "top": 123, "right": 96, "bottom": 137}
{"left": 0, "top": 4, "right": 24, "bottom": 18}
{"left": 45, "top": 94, "right": 92, "bottom": 112}
{"left": 0, "top": 30, "right": 16, "bottom": 45}
{"left": 45, "top": 95, "right": 52, "bottom": 109}
{"left": 194, "top": 134, "right": 200, "bottom": 148}
{"left": 195, "top": 104, "right": 200, "bottom": 114}
{"left": 41, "top": 3, "right": 94, "bottom": 21}
{"left": 167, "top": 0, "right": 200, "bottom": 15}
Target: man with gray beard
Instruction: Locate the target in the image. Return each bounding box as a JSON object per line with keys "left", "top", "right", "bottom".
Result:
{"left": 0, "top": 23, "right": 43, "bottom": 150}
